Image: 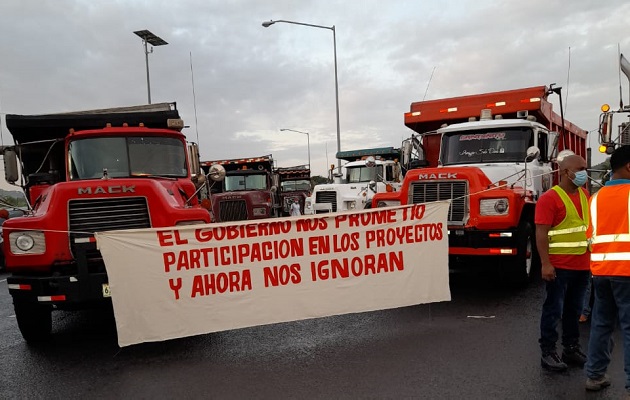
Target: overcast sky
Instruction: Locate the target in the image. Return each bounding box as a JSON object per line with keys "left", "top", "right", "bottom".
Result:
{"left": 0, "top": 0, "right": 628, "bottom": 191}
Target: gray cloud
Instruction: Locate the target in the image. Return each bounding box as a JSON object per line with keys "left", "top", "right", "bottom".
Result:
{"left": 0, "top": 0, "right": 628, "bottom": 186}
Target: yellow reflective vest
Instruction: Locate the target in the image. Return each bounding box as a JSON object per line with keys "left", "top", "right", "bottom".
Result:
{"left": 547, "top": 186, "right": 589, "bottom": 255}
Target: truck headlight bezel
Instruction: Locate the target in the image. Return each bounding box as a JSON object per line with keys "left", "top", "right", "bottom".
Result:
{"left": 480, "top": 198, "right": 509, "bottom": 216}
{"left": 252, "top": 207, "right": 267, "bottom": 216}
{"left": 9, "top": 231, "right": 46, "bottom": 254}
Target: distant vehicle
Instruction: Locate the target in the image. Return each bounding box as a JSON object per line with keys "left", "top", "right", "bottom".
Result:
{"left": 201, "top": 155, "right": 278, "bottom": 222}
{"left": 597, "top": 102, "right": 630, "bottom": 155}
{"left": 0, "top": 208, "right": 26, "bottom": 272}
{"left": 304, "top": 147, "right": 403, "bottom": 215}
{"left": 276, "top": 165, "right": 311, "bottom": 216}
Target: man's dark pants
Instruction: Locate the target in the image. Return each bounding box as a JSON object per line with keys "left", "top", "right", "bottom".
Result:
{"left": 586, "top": 276, "right": 630, "bottom": 390}
{"left": 540, "top": 268, "right": 590, "bottom": 353}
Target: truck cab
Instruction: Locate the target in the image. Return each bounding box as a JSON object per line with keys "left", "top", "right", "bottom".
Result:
{"left": 276, "top": 166, "right": 311, "bottom": 216}
{"left": 1, "top": 103, "right": 220, "bottom": 342}
{"left": 373, "top": 86, "right": 588, "bottom": 285}
{"left": 201, "top": 155, "right": 278, "bottom": 222}
{"left": 304, "top": 147, "right": 402, "bottom": 214}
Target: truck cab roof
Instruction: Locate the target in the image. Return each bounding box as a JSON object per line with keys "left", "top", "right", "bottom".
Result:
{"left": 438, "top": 118, "right": 543, "bottom": 133}
{"left": 336, "top": 147, "right": 400, "bottom": 162}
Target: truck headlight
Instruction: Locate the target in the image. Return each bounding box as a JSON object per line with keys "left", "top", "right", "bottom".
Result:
{"left": 253, "top": 207, "right": 267, "bottom": 216}
{"left": 9, "top": 231, "right": 46, "bottom": 254}
{"left": 348, "top": 201, "right": 357, "bottom": 209}
{"left": 480, "top": 198, "right": 509, "bottom": 215}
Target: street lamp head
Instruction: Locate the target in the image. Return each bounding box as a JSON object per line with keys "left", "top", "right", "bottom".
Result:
{"left": 262, "top": 20, "right": 275, "bottom": 28}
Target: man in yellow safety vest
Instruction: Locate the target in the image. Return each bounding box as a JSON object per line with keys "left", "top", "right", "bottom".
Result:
{"left": 535, "top": 154, "right": 590, "bottom": 371}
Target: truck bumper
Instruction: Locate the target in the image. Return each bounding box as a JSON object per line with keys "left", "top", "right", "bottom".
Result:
{"left": 7, "top": 272, "right": 110, "bottom": 308}
{"left": 447, "top": 228, "right": 518, "bottom": 256}
{"left": 6, "top": 241, "right": 111, "bottom": 308}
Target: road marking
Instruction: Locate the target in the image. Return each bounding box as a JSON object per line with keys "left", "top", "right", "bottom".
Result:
{"left": 0, "top": 279, "right": 6, "bottom": 283}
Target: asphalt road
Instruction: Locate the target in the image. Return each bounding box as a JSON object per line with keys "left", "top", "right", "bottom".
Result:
{"left": 0, "top": 269, "right": 627, "bottom": 400}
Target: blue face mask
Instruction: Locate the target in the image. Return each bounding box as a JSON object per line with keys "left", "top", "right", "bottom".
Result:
{"left": 571, "top": 170, "right": 588, "bottom": 187}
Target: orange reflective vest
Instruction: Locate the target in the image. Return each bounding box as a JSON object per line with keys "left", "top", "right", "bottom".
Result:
{"left": 589, "top": 184, "right": 630, "bottom": 276}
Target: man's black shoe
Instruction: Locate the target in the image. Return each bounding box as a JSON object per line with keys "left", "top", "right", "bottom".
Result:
{"left": 562, "top": 346, "right": 587, "bottom": 367}
{"left": 541, "top": 352, "right": 568, "bottom": 371}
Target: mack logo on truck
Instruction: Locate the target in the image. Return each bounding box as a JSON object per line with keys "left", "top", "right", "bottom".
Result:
{"left": 78, "top": 185, "right": 136, "bottom": 195}
{"left": 418, "top": 173, "right": 458, "bottom": 180}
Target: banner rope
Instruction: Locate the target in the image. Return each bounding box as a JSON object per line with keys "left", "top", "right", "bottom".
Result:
{"left": 1, "top": 167, "right": 604, "bottom": 236}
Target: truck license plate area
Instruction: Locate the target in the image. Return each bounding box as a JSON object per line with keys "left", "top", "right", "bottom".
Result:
{"left": 102, "top": 283, "right": 111, "bottom": 298}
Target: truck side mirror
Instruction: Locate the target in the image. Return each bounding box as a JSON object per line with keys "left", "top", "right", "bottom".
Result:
{"left": 3, "top": 147, "right": 19, "bottom": 183}
{"left": 207, "top": 164, "right": 226, "bottom": 182}
{"left": 187, "top": 143, "right": 201, "bottom": 178}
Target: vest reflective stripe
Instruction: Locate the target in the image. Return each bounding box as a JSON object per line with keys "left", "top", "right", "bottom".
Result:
{"left": 548, "top": 186, "right": 589, "bottom": 255}
{"left": 547, "top": 226, "right": 587, "bottom": 236}
{"left": 550, "top": 241, "right": 589, "bottom": 248}
{"left": 591, "top": 234, "right": 630, "bottom": 244}
{"left": 591, "top": 252, "right": 630, "bottom": 261}
{"left": 589, "top": 187, "right": 630, "bottom": 276}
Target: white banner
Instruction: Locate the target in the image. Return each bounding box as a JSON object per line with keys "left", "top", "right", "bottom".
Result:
{"left": 96, "top": 202, "right": 451, "bottom": 347}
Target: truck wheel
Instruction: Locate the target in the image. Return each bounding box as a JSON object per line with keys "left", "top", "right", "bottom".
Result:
{"left": 506, "top": 222, "right": 540, "bottom": 286}
{"left": 13, "top": 301, "right": 52, "bottom": 343}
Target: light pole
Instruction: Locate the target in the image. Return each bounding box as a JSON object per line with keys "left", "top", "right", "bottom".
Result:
{"left": 262, "top": 19, "right": 341, "bottom": 173}
{"left": 133, "top": 29, "right": 168, "bottom": 104}
{"left": 280, "top": 129, "right": 310, "bottom": 169}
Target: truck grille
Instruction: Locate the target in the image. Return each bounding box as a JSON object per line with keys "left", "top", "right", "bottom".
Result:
{"left": 409, "top": 181, "right": 468, "bottom": 224}
{"left": 219, "top": 200, "right": 248, "bottom": 221}
{"left": 315, "top": 191, "right": 337, "bottom": 213}
{"left": 68, "top": 197, "right": 151, "bottom": 265}
{"left": 68, "top": 197, "right": 151, "bottom": 233}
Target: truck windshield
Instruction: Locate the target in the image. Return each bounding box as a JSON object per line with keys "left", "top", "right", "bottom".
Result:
{"left": 69, "top": 136, "right": 187, "bottom": 180}
{"left": 441, "top": 128, "right": 533, "bottom": 165}
{"left": 281, "top": 179, "right": 311, "bottom": 192}
{"left": 225, "top": 173, "right": 267, "bottom": 191}
{"left": 347, "top": 166, "right": 382, "bottom": 183}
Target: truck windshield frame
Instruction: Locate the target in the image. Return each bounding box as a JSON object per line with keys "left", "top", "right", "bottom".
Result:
{"left": 224, "top": 172, "right": 268, "bottom": 191}
{"left": 347, "top": 165, "right": 382, "bottom": 183}
{"left": 281, "top": 179, "right": 311, "bottom": 192}
{"left": 69, "top": 136, "right": 188, "bottom": 180}
{"left": 440, "top": 128, "right": 534, "bottom": 165}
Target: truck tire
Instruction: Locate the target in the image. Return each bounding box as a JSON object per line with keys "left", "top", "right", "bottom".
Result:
{"left": 14, "top": 301, "right": 52, "bottom": 343}
{"left": 506, "top": 221, "right": 540, "bottom": 286}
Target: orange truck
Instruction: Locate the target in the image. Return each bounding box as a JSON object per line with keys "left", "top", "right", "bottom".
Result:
{"left": 373, "top": 85, "right": 587, "bottom": 284}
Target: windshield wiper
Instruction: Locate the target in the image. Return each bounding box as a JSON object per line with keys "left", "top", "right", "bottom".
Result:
{"left": 130, "top": 173, "right": 178, "bottom": 180}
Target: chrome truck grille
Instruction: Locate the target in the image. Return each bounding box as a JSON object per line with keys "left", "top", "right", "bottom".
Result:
{"left": 219, "top": 200, "right": 248, "bottom": 221}
{"left": 68, "top": 197, "right": 151, "bottom": 233}
{"left": 68, "top": 197, "right": 151, "bottom": 266}
{"left": 315, "top": 191, "right": 337, "bottom": 213}
{"left": 409, "top": 181, "right": 468, "bottom": 224}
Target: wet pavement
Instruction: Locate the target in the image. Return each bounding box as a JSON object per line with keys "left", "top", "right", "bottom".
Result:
{"left": 0, "top": 269, "right": 627, "bottom": 399}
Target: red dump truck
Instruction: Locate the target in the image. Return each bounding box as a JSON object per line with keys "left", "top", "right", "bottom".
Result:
{"left": 373, "top": 85, "right": 587, "bottom": 284}
{"left": 2, "top": 102, "right": 218, "bottom": 342}
{"left": 201, "top": 155, "right": 278, "bottom": 222}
